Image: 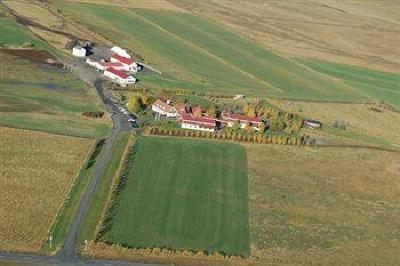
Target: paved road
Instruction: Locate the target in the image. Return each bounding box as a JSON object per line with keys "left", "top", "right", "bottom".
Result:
{"left": 0, "top": 80, "right": 159, "bottom": 266}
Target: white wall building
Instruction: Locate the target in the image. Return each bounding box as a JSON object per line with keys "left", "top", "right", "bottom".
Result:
{"left": 181, "top": 114, "right": 216, "bottom": 132}
{"left": 151, "top": 99, "right": 177, "bottom": 117}
{"left": 72, "top": 46, "right": 86, "bottom": 57}
{"left": 110, "top": 54, "right": 138, "bottom": 73}
{"left": 111, "top": 46, "right": 131, "bottom": 58}
{"left": 104, "top": 67, "right": 136, "bottom": 87}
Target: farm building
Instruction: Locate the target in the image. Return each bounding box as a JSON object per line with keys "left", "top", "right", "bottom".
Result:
{"left": 152, "top": 99, "right": 177, "bottom": 117}
{"left": 181, "top": 114, "right": 216, "bottom": 132}
{"left": 104, "top": 67, "right": 136, "bottom": 86}
{"left": 111, "top": 54, "right": 138, "bottom": 73}
{"left": 304, "top": 119, "right": 322, "bottom": 129}
{"left": 222, "top": 111, "right": 262, "bottom": 129}
{"left": 111, "top": 46, "right": 131, "bottom": 58}
{"left": 86, "top": 58, "right": 130, "bottom": 72}
{"left": 72, "top": 46, "right": 86, "bottom": 57}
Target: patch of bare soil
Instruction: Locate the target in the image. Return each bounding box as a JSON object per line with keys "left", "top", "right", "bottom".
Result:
{"left": 0, "top": 48, "right": 62, "bottom": 67}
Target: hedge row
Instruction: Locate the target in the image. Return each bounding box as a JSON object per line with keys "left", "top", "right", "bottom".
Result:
{"left": 148, "top": 127, "right": 315, "bottom": 146}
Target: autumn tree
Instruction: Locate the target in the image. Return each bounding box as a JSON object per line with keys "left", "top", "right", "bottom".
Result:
{"left": 127, "top": 96, "right": 142, "bottom": 113}
{"left": 258, "top": 122, "right": 266, "bottom": 133}
{"left": 206, "top": 105, "right": 216, "bottom": 117}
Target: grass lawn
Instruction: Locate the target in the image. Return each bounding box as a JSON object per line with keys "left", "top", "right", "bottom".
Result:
{"left": 0, "top": 52, "right": 111, "bottom": 138}
{"left": 246, "top": 144, "right": 400, "bottom": 265}
{"left": 0, "top": 15, "right": 50, "bottom": 49}
{"left": 56, "top": 2, "right": 373, "bottom": 102}
{"left": 100, "top": 136, "right": 250, "bottom": 257}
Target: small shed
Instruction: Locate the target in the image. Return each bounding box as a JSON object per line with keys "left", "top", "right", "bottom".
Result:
{"left": 304, "top": 119, "right": 322, "bottom": 129}
{"left": 72, "top": 46, "right": 86, "bottom": 57}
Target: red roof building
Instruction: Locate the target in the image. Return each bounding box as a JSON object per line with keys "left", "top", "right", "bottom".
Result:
{"left": 222, "top": 111, "right": 262, "bottom": 128}
{"left": 181, "top": 113, "right": 216, "bottom": 132}
{"left": 105, "top": 67, "right": 129, "bottom": 79}
{"left": 111, "top": 54, "right": 135, "bottom": 65}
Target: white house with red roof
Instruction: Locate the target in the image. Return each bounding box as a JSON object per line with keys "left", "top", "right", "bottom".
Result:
{"left": 222, "top": 111, "right": 262, "bottom": 129}
{"left": 104, "top": 67, "right": 136, "bottom": 86}
{"left": 181, "top": 113, "right": 216, "bottom": 132}
{"left": 110, "top": 54, "right": 138, "bottom": 73}
{"left": 152, "top": 99, "right": 177, "bottom": 117}
{"left": 86, "top": 58, "right": 131, "bottom": 72}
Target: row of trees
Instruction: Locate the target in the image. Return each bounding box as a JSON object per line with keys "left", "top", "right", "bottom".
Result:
{"left": 148, "top": 127, "right": 315, "bottom": 146}
{"left": 89, "top": 241, "right": 245, "bottom": 261}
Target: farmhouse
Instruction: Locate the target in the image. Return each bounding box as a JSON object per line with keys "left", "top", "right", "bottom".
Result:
{"left": 222, "top": 111, "right": 262, "bottom": 129}
{"left": 181, "top": 113, "right": 216, "bottom": 132}
{"left": 111, "top": 54, "right": 138, "bottom": 73}
{"left": 152, "top": 99, "right": 177, "bottom": 117}
{"left": 72, "top": 46, "right": 86, "bottom": 57}
{"left": 104, "top": 67, "right": 136, "bottom": 86}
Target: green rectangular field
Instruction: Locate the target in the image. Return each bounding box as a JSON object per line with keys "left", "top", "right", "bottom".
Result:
{"left": 101, "top": 136, "right": 250, "bottom": 257}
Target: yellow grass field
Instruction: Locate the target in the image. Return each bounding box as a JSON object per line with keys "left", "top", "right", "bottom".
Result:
{"left": 270, "top": 99, "right": 400, "bottom": 148}
{"left": 169, "top": 0, "right": 400, "bottom": 74}
{"left": 0, "top": 127, "right": 94, "bottom": 252}
{"left": 246, "top": 144, "right": 400, "bottom": 265}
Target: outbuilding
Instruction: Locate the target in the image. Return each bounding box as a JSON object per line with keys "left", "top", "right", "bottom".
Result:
{"left": 111, "top": 54, "right": 138, "bottom": 73}
{"left": 72, "top": 46, "right": 86, "bottom": 57}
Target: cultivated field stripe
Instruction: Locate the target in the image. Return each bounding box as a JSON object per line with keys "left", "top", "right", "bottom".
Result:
{"left": 128, "top": 9, "right": 283, "bottom": 93}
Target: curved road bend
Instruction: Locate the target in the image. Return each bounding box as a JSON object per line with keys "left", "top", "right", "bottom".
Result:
{"left": 0, "top": 79, "right": 161, "bottom": 266}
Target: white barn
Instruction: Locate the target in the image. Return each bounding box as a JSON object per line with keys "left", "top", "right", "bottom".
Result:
{"left": 72, "top": 46, "right": 86, "bottom": 57}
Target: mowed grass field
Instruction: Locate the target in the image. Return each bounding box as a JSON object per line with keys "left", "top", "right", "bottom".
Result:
{"left": 0, "top": 126, "right": 94, "bottom": 252}
{"left": 298, "top": 59, "right": 400, "bottom": 108}
{"left": 101, "top": 137, "right": 250, "bottom": 257}
{"left": 55, "top": 1, "right": 374, "bottom": 102}
{"left": 246, "top": 144, "right": 400, "bottom": 265}
{"left": 0, "top": 52, "right": 111, "bottom": 138}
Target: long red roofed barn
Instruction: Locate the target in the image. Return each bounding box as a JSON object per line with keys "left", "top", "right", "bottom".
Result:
{"left": 104, "top": 67, "right": 136, "bottom": 86}
{"left": 110, "top": 54, "right": 138, "bottom": 73}
{"left": 181, "top": 113, "right": 216, "bottom": 132}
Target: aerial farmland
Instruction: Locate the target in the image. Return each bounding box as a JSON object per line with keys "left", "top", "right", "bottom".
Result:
{"left": 0, "top": 0, "right": 399, "bottom": 266}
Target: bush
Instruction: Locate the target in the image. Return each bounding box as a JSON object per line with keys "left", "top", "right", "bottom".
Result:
{"left": 22, "top": 42, "right": 33, "bottom": 48}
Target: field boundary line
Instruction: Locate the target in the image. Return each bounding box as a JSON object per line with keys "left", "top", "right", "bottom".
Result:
{"left": 93, "top": 133, "right": 136, "bottom": 242}
{"left": 41, "top": 138, "right": 98, "bottom": 254}
{"left": 127, "top": 9, "right": 284, "bottom": 93}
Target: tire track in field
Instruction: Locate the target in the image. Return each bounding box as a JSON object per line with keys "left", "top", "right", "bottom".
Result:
{"left": 127, "top": 9, "right": 284, "bottom": 93}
